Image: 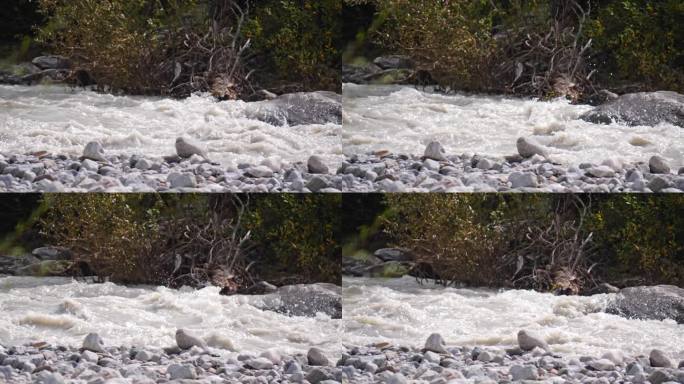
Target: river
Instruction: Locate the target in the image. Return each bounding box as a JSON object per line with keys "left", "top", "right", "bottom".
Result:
{"left": 0, "top": 276, "right": 341, "bottom": 357}
{"left": 343, "top": 84, "right": 683, "bottom": 168}
{"left": 0, "top": 85, "right": 342, "bottom": 168}
{"left": 343, "top": 277, "right": 684, "bottom": 359}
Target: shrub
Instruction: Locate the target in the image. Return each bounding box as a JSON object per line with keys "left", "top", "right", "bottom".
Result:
{"left": 586, "top": 195, "right": 684, "bottom": 286}
{"left": 243, "top": 0, "right": 342, "bottom": 92}
{"left": 586, "top": 0, "right": 684, "bottom": 92}
{"left": 246, "top": 194, "right": 341, "bottom": 284}
{"left": 39, "top": 194, "right": 160, "bottom": 283}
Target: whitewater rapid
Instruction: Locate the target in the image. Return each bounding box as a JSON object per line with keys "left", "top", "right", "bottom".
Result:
{"left": 0, "top": 276, "right": 341, "bottom": 357}
{"left": 0, "top": 85, "right": 342, "bottom": 168}
{"left": 343, "top": 277, "right": 684, "bottom": 359}
{"left": 343, "top": 84, "right": 683, "bottom": 168}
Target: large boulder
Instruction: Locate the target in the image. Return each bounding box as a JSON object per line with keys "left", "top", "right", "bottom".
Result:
{"left": 257, "top": 283, "right": 341, "bottom": 319}
{"left": 606, "top": 285, "right": 684, "bottom": 323}
{"left": 374, "top": 248, "right": 414, "bottom": 262}
{"left": 373, "top": 55, "right": 414, "bottom": 70}
{"left": 580, "top": 91, "right": 684, "bottom": 127}
{"left": 245, "top": 91, "right": 341, "bottom": 126}
{"left": 31, "top": 55, "right": 71, "bottom": 70}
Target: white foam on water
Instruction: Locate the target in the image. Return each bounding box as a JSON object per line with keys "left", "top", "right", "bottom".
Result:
{"left": 343, "top": 84, "right": 683, "bottom": 168}
{"left": 0, "top": 276, "right": 341, "bottom": 358}
{"left": 343, "top": 277, "right": 684, "bottom": 359}
{"left": 0, "top": 85, "right": 342, "bottom": 168}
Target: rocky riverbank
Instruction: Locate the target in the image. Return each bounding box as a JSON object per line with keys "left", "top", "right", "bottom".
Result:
{"left": 340, "top": 332, "right": 684, "bottom": 384}
{"left": 2, "top": 136, "right": 682, "bottom": 192}
{"left": 337, "top": 139, "right": 683, "bottom": 192}
{"left": 0, "top": 331, "right": 341, "bottom": 384}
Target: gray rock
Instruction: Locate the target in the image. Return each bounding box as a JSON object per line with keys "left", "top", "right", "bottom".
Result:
{"left": 81, "top": 159, "right": 99, "bottom": 172}
{"left": 245, "top": 165, "right": 274, "bottom": 178}
{"left": 374, "top": 248, "right": 413, "bottom": 262}
{"left": 423, "top": 141, "right": 448, "bottom": 161}
{"left": 649, "top": 369, "right": 671, "bottom": 384}
{"left": 306, "top": 176, "right": 329, "bottom": 192}
{"left": 587, "top": 165, "right": 616, "bottom": 178}
{"left": 167, "top": 363, "right": 196, "bottom": 380}
{"left": 510, "top": 365, "right": 538, "bottom": 381}
{"left": 167, "top": 172, "right": 196, "bottom": 188}
{"left": 175, "top": 137, "right": 207, "bottom": 159}
{"left": 588, "top": 358, "right": 616, "bottom": 371}
{"left": 245, "top": 91, "right": 341, "bottom": 126}
{"left": 580, "top": 91, "right": 684, "bottom": 127}
{"left": 308, "top": 155, "right": 329, "bottom": 174}
{"left": 649, "top": 155, "right": 672, "bottom": 174}
{"left": 516, "top": 137, "right": 548, "bottom": 158}
{"left": 246, "top": 357, "right": 274, "bottom": 370}
{"left": 83, "top": 142, "right": 106, "bottom": 162}
{"left": 373, "top": 55, "right": 413, "bottom": 70}
{"left": 308, "top": 347, "right": 330, "bottom": 366}
{"left": 134, "top": 158, "right": 152, "bottom": 171}
{"left": 82, "top": 333, "right": 105, "bottom": 353}
{"left": 509, "top": 172, "right": 538, "bottom": 188}
{"left": 648, "top": 176, "right": 671, "bottom": 192}
{"left": 606, "top": 285, "right": 684, "bottom": 323}
{"left": 423, "top": 158, "right": 440, "bottom": 171}
{"left": 650, "top": 349, "right": 673, "bottom": 368}
{"left": 175, "top": 329, "right": 207, "bottom": 350}
{"left": 517, "top": 330, "right": 549, "bottom": 352}
{"left": 424, "top": 333, "right": 448, "bottom": 354}
{"left": 32, "top": 55, "right": 71, "bottom": 70}
{"left": 33, "top": 371, "right": 65, "bottom": 384}
{"left": 259, "top": 283, "right": 341, "bottom": 319}
{"left": 386, "top": 373, "right": 408, "bottom": 384}
{"left": 32, "top": 246, "right": 71, "bottom": 261}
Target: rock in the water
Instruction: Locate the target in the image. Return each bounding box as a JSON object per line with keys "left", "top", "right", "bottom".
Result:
{"left": 367, "top": 260, "right": 411, "bottom": 278}
{"left": 516, "top": 137, "right": 548, "bottom": 158}
{"left": 649, "top": 155, "right": 671, "bottom": 174}
{"left": 245, "top": 91, "right": 341, "bottom": 126}
{"left": 606, "top": 285, "right": 684, "bottom": 323}
{"left": 82, "top": 333, "right": 105, "bottom": 353}
{"left": 308, "top": 155, "right": 329, "bottom": 174}
{"left": 423, "top": 141, "right": 447, "bottom": 161}
{"left": 424, "top": 333, "right": 448, "bottom": 354}
{"left": 580, "top": 91, "right": 684, "bottom": 127}
{"left": 649, "top": 349, "right": 673, "bottom": 368}
{"left": 175, "top": 329, "right": 207, "bottom": 350}
{"left": 175, "top": 137, "right": 207, "bottom": 159}
{"left": 32, "top": 55, "right": 71, "bottom": 70}
{"left": 517, "top": 330, "right": 549, "bottom": 352}
{"left": 307, "top": 347, "right": 329, "bottom": 366}
{"left": 258, "top": 283, "right": 341, "bottom": 319}
{"left": 82, "top": 142, "right": 106, "bottom": 162}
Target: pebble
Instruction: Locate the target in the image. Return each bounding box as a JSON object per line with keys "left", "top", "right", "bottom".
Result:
{"left": 308, "top": 347, "right": 330, "bottom": 366}
{"left": 517, "top": 330, "right": 550, "bottom": 352}
{"left": 649, "top": 155, "right": 671, "bottom": 174}
{"left": 175, "top": 137, "right": 207, "bottom": 159}
{"left": 423, "top": 141, "right": 447, "bottom": 161}
{"left": 424, "top": 333, "right": 448, "bottom": 354}
{"left": 517, "top": 136, "right": 548, "bottom": 158}
{"left": 82, "top": 333, "right": 105, "bottom": 353}
{"left": 650, "top": 349, "right": 673, "bottom": 368}
{"left": 308, "top": 155, "right": 329, "bottom": 174}
{"left": 82, "top": 141, "right": 106, "bottom": 162}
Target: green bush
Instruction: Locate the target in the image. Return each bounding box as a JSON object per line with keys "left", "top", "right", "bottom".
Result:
{"left": 586, "top": 1, "right": 684, "bottom": 92}
{"left": 586, "top": 195, "right": 684, "bottom": 286}
{"left": 246, "top": 194, "right": 341, "bottom": 284}
{"left": 243, "top": 0, "right": 342, "bottom": 92}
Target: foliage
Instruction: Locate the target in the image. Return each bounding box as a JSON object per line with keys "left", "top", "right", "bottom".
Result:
{"left": 39, "top": 194, "right": 160, "bottom": 283}
{"left": 37, "top": 194, "right": 340, "bottom": 286}
{"left": 585, "top": 0, "right": 684, "bottom": 92}
{"left": 586, "top": 195, "right": 684, "bottom": 286}
{"left": 381, "top": 194, "right": 683, "bottom": 291}
{"left": 243, "top": 0, "right": 342, "bottom": 93}
{"left": 246, "top": 194, "right": 341, "bottom": 284}
{"left": 346, "top": 0, "right": 683, "bottom": 97}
